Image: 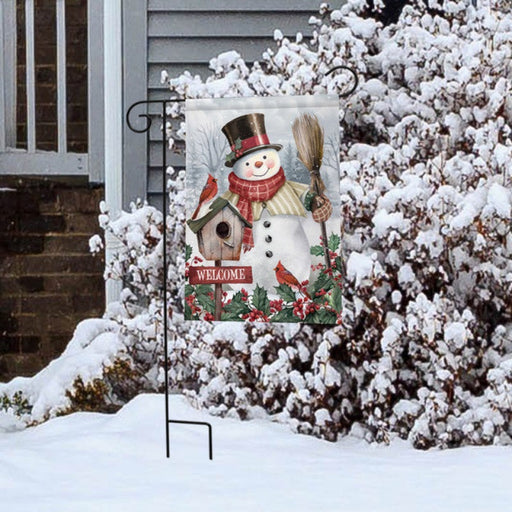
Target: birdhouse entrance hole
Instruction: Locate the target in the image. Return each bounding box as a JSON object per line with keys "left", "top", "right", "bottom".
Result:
{"left": 216, "top": 221, "right": 231, "bottom": 239}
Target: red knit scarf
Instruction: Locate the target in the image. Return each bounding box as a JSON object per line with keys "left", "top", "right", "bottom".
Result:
{"left": 228, "top": 167, "right": 286, "bottom": 249}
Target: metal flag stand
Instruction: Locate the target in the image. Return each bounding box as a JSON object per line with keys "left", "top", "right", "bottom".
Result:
{"left": 124, "top": 64, "right": 357, "bottom": 462}
{"left": 127, "top": 98, "right": 213, "bottom": 460}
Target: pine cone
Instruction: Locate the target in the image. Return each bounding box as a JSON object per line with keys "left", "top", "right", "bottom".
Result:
{"left": 311, "top": 194, "right": 332, "bottom": 223}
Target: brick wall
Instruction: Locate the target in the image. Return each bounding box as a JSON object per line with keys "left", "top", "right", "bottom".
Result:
{"left": 0, "top": 177, "right": 105, "bottom": 382}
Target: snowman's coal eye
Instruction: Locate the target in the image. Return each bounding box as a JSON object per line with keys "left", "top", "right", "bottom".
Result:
{"left": 262, "top": 155, "right": 267, "bottom": 159}
{"left": 245, "top": 162, "right": 249, "bottom": 166}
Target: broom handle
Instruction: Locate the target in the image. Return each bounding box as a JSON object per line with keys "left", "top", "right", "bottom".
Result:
{"left": 312, "top": 169, "right": 331, "bottom": 270}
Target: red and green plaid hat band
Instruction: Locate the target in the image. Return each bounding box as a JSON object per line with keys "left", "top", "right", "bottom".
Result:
{"left": 231, "top": 134, "right": 271, "bottom": 158}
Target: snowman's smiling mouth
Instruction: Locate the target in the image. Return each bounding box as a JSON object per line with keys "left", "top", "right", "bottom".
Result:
{"left": 253, "top": 168, "right": 269, "bottom": 178}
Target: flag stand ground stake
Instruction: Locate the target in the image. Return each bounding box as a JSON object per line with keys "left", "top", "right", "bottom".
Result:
{"left": 127, "top": 98, "right": 213, "bottom": 460}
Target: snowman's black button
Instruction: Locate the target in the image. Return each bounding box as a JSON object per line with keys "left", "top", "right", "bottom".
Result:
{"left": 265, "top": 235, "right": 272, "bottom": 243}
{"left": 265, "top": 250, "right": 273, "bottom": 258}
{"left": 263, "top": 221, "right": 271, "bottom": 228}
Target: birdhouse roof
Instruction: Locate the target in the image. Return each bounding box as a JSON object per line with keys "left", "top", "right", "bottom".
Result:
{"left": 187, "top": 197, "right": 252, "bottom": 234}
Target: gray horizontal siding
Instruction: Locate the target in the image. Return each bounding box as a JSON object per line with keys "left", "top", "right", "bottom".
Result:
{"left": 148, "top": 12, "right": 317, "bottom": 37}
{"left": 148, "top": 0, "right": 321, "bottom": 11}
{"left": 149, "top": 37, "right": 297, "bottom": 64}
{"left": 130, "top": 1, "right": 321, "bottom": 208}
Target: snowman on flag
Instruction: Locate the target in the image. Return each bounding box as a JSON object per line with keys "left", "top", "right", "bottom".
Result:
{"left": 219, "top": 112, "right": 331, "bottom": 294}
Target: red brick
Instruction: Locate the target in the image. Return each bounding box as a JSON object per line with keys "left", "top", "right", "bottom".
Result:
{"left": 56, "top": 188, "right": 103, "bottom": 213}
{"left": 0, "top": 277, "right": 21, "bottom": 295}
{"left": 43, "top": 313, "right": 82, "bottom": 334}
{"left": 0, "top": 354, "right": 43, "bottom": 380}
{"left": 8, "top": 235, "right": 45, "bottom": 254}
{"left": 18, "top": 276, "right": 45, "bottom": 292}
{"left": 47, "top": 335, "right": 71, "bottom": 355}
{"left": 66, "top": 43, "right": 87, "bottom": 65}
{"left": 0, "top": 296, "right": 20, "bottom": 314}
{"left": 18, "top": 254, "right": 100, "bottom": 274}
{"left": 0, "top": 190, "right": 18, "bottom": 213}
{"left": 35, "top": 66, "right": 56, "bottom": 85}
{"left": 21, "top": 294, "right": 71, "bottom": 314}
{"left": 0, "top": 337, "right": 20, "bottom": 355}
{"left": 0, "top": 311, "right": 18, "bottom": 335}
{"left": 14, "top": 314, "right": 39, "bottom": 335}
{"left": 20, "top": 336, "right": 41, "bottom": 354}
{"left": 67, "top": 104, "right": 88, "bottom": 123}
{"left": 67, "top": 122, "right": 87, "bottom": 142}
{"left": 35, "top": 44, "right": 57, "bottom": 65}
{"left": 68, "top": 141, "right": 88, "bottom": 153}
{"left": 44, "top": 274, "right": 104, "bottom": 294}
{"left": 35, "top": 123, "right": 58, "bottom": 145}
{"left": 36, "top": 104, "right": 57, "bottom": 123}
{"left": 0, "top": 215, "right": 18, "bottom": 232}
{"left": 44, "top": 234, "right": 92, "bottom": 254}
{"left": 0, "top": 257, "right": 19, "bottom": 276}
{"left": 67, "top": 82, "right": 87, "bottom": 103}
{"left": 65, "top": 214, "right": 99, "bottom": 234}
{"left": 18, "top": 214, "right": 65, "bottom": 234}
{"left": 66, "top": 6, "right": 87, "bottom": 26}
{"left": 71, "top": 294, "right": 104, "bottom": 314}
{"left": 16, "top": 189, "right": 45, "bottom": 213}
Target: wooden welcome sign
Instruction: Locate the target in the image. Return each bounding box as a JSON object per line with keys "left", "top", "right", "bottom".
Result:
{"left": 189, "top": 265, "right": 253, "bottom": 285}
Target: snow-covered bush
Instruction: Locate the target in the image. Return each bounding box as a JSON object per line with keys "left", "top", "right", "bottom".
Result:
{"left": 157, "top": 0, "right": 512, "bottom": 449}
{"left": 4, "top": 0, "right": 512, "bottom": 449}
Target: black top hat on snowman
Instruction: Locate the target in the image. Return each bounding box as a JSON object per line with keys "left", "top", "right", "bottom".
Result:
{"left": 222, "top": 113, "right": 282, "bottom": 168}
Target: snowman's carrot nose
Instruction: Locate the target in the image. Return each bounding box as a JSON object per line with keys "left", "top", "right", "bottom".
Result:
{"left": 254, "top": 161, "right": 263, "bottom": 168}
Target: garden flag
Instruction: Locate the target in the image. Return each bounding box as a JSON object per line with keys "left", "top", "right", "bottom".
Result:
{"left": 185, "top": 95, "right": 341, "bottom": 324}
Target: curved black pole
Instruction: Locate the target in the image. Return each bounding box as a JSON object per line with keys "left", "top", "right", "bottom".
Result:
{"left": 325, "top": 65, "right": 359, "bottom": 97}
{"left": 126, "top": 98, "right": 213, "bottom": 461}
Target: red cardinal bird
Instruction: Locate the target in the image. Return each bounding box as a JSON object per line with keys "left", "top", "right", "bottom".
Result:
{"left": 274, "top": 260, "right": 311, "bottom": 300}
{"left": 192, "top": 174, "right": 218, "bottom": 219}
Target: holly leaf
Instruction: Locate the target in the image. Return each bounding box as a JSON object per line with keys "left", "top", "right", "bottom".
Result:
{"left": 331, "top": 284, "right": 342, "bottom": 313}
{"left": 196, "top": 293, "right": 215, "bottom": 314}
{"left": 271, "top": 308, "right": 297, "bottom": 323}
{"left": 312, "top": 271, "right": 334, "bottom": 294}
{"left": 185, "top": 284, "right": 194, "bottom": 297}
{"left": 221, "top": 312, "right": 244, "bottom": 322}
{"left": 195, "top": 284, "right": 215, "bottom": 314}
{"left": 185, "top": 244, "right": 192, "bottom": 262}
{"left": 195, "top": 284, "right": 213, "bottom": 295}
{"left": 274, "top": 283, "right": 296, "bottom": 303}
{"left": 310, "top": 245, "right": 324, "bottom": 257}
{"left": 223, "top": 291, "right": 251, "bottom": 317}
{"left": 185, "top": 302, "right": 192, "bottom": 320}
{"left": 308, "top": 308, "right": 337, "bottom": 325}
{"left": 328, "top": 233, "right": 341, "bottom": 252}
{"left": 252, "top": 285, "right": 270, "bottom": 316}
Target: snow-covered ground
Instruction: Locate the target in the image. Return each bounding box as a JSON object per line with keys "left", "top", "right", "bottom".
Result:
{"left": 1, "top": 394, "right": 509, "bottom": 512}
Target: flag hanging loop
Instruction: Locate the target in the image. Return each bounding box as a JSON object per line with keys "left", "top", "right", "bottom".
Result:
{"left": 325, "top": 65, "right": 359, "bottom": 97}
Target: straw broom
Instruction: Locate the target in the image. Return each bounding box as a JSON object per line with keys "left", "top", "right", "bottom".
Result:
{"left": 292, "top": 113, "right": 332, "bottom": 270}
